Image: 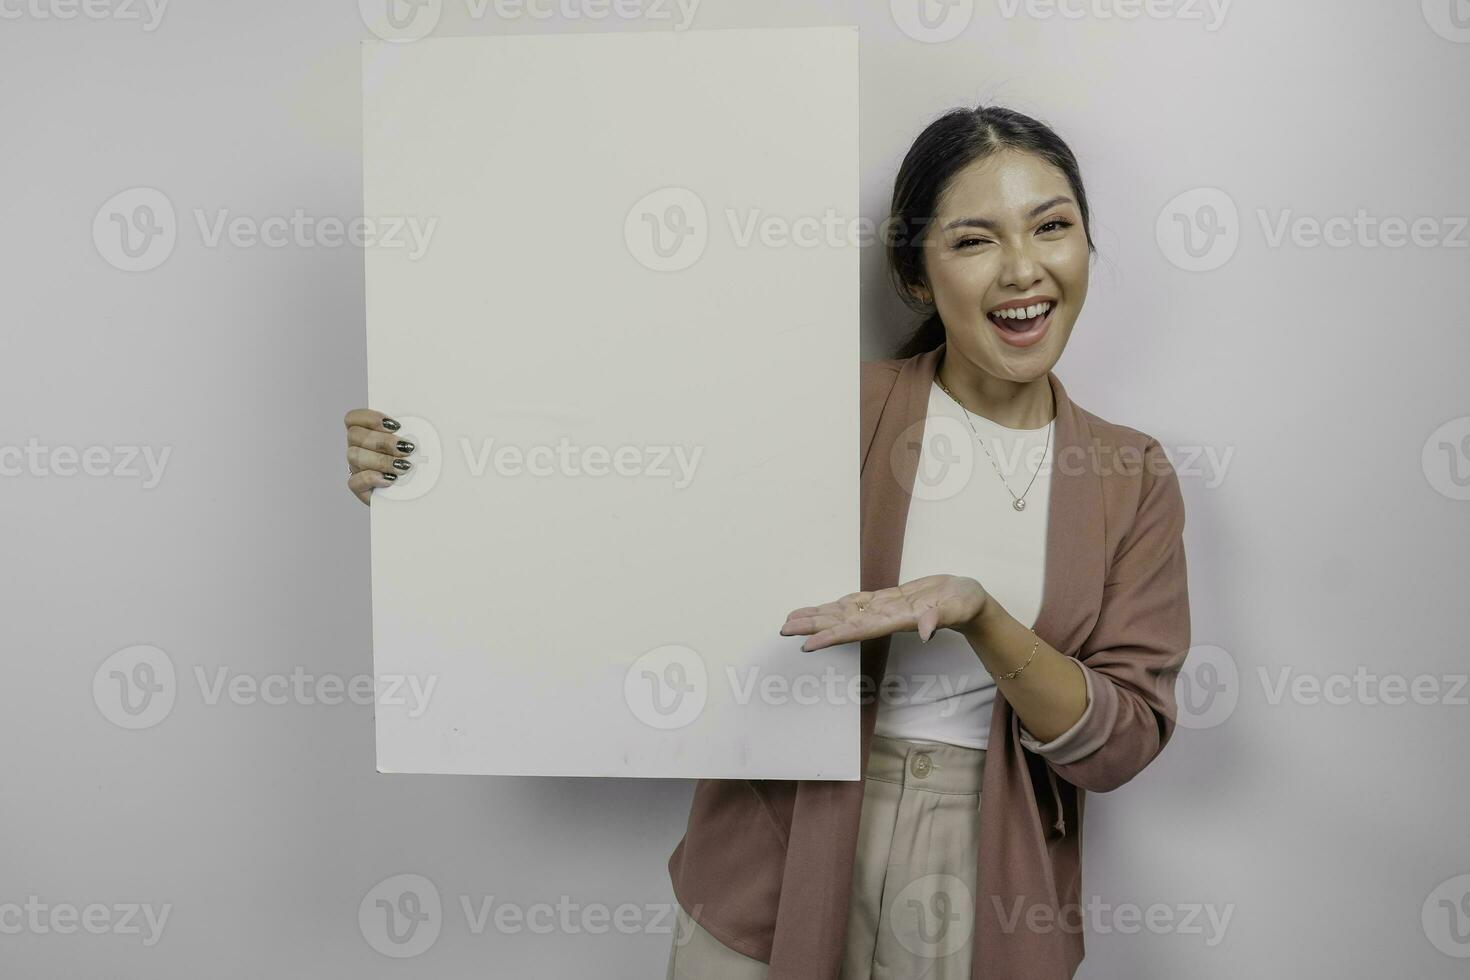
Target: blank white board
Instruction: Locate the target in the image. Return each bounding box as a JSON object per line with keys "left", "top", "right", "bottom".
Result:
{"left": 362, "top": 27, "right": 860, "bottom": 778}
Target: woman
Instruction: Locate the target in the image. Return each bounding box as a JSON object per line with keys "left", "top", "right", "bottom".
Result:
{"left": 343, "top": 106, "right": 1192, "bottom": 980}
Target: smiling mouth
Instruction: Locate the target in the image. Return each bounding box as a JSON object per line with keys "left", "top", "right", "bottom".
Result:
{"left": 987, "top": 300, "right": 1055, "bottom": 332}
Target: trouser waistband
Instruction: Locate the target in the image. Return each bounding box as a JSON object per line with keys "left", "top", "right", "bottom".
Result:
{"left": 865, "top": 733, "right": 986, "bottom": 794}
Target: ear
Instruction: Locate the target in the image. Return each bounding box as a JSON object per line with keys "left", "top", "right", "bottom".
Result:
{"left": 908, "top": 282, "right": 933, "bottom": 306}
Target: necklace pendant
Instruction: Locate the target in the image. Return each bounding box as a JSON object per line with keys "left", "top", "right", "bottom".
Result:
{"left": 1013, "top": 498, "right": 1026, "bottom": 512}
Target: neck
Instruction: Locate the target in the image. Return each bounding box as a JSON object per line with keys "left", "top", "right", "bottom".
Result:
{"left": 936, "top": 349, "right": 1056, "bottom": 429}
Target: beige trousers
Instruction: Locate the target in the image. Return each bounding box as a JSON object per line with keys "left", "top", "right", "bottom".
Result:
{"left": 667, "top": 734, "right": 986, "bottom": 980}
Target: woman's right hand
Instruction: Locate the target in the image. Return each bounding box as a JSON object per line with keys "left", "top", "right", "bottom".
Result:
{"left": 344, "top": 409, "right": 416, "bottom": 505}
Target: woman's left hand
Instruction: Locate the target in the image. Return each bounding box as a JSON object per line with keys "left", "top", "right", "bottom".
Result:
{"left": 779, "top": 574, "right": 993, "bottom": 652}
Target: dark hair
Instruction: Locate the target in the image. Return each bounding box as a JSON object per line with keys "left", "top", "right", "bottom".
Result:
{"left": 886, "top": 106, "right": 1096, "bottom": 359}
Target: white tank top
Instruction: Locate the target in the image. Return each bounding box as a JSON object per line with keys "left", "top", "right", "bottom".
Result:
{"left": 872, "top": 379, "right": 1054, "bottom": 750}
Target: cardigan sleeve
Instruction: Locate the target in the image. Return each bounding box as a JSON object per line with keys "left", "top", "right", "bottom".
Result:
{"left": 1017, "top": 657, "right": 1095, "bottom": 756}
{"left": 1020, "top": 437, "right": 1192, "bottom": 792}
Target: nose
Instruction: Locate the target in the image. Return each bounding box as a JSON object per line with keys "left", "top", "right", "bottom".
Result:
{"left": 997, "top": 239, "right": 1044, "bottom": 292}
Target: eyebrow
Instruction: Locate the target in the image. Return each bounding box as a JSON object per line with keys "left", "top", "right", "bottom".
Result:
{"left": 941, "top": 196, "right": 1075, "bottom": 232}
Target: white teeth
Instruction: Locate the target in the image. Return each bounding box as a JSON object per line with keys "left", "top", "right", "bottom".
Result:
{"left": 993, "top": 301, "right": 1053, "bottom": 320}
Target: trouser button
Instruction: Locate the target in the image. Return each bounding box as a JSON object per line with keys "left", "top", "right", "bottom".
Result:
{"left": 911, "top": 752, "right": 932, "bottom": 778}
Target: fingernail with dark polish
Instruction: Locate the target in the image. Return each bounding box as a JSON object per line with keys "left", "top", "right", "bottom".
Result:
{"left": 382, "top": 418, "right": 401, "bottom": 432}
{"left": 382, "top": 472, "right": 398, "bottom": 482}
{"left": 396, "top": 440, "right": 415, "bottom": 454}
{"left": 392, "top": 459, "right": 412, "bottom": 471}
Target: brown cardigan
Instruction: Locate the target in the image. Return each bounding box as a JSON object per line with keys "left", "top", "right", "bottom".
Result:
{"left": 667, "top": 342, "right": 1192, "bottom": 979}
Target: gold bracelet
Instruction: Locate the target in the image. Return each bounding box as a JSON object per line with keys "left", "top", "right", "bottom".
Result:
{"left": 997, "top": 629, "right": 1039, "bottom": 680}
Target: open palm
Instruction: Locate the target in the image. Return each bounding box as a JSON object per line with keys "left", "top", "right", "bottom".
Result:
{"left": 779, "top": 574, "right": 991, "bottom": 653}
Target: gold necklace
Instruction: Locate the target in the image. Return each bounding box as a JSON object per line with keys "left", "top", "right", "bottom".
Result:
{"left": 935, "top": 377, "right": 1052, "bottom": 512}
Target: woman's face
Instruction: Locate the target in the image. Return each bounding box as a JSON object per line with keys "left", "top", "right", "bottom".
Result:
{"left": 918, "top": 148, "right": 1090, "bottom": 382}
